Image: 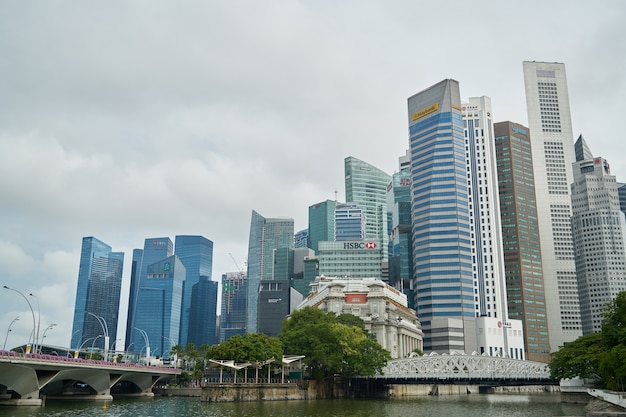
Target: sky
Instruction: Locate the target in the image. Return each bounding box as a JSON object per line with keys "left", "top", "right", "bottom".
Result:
{"left": 1, "top": 1, "right": 625, "bottom": 351}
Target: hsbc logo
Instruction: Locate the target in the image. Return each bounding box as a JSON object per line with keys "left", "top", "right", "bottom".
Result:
{"left": 343, "top": 242, "right": 377, "bottom": 250}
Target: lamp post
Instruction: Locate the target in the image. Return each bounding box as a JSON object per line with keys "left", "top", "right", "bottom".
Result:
{"left": 163, "top": 336, "right": 177, "bottom": 367}
{"left": 3, "top": 316, "right": 19, "bottom": 351}
{"left": 90, "top": 335, "right": 103, "bottom": 359}
{"left": 3, "top": 286, "right": 36, "bottom": 354}
{"left": 28, "top": 293, "right": 41, "bottom": 354}
{"left": 41, "top": 323, "right": 57, "bottom": 350}
{"left": 75, "top": 336, "right": 96, "bottom": 359}
{"left": 86, "top": 312, "right": 109, "bottom": 361}
{"left": 133, "top": 327, "right": 150, "bottom": 364}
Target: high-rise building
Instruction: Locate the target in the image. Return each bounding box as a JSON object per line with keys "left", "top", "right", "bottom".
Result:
{"left": 220, "top": 271, "right": 247, "bottom": 342}
{"left": 294, "top": 229, "right": 309, "bottom": 249}
{"left": 71, "top": 237, "right": 124, "bottom": 351}
{"left": 334, "top": 203, "right": 365, "bottom": 241}
{"left": 308, "top": 200, "right": 336, "bottom": 252}
{"left": 318, "top": 240, "right": 384, "bottom": 279}
{"left": 174, "top": 235, "right": 214, "bottom": 347}
{"left": 345, "top": 156, "right": 391, "bottom": 257}
{"left": 133, "top": 255, "right": 185, "bottom": 359}
{"left": 292, "top": 247, "right": 315, "bottom": 296}
{"left": 407, "top": 79, "right": 474, "bottom": 353}
{"left": 571, "top": 136, "right": 626, "bottom": 335}
{"left": 523, "top": 61, "right": 581, "bottom": 349}
{"left": 387, "top": 152, "right": 414, "bottom": 308}
{"left": 187, "top": 276, "right": 218, "bottom": 347}
{"left": 126, "top": 237, "right": 173, "bottom": 350}
{"left": 245, "top": 210, "right": 294, "bottom": 333}
{"left": 494, "top": 121, "right": 551, "bottom": 362}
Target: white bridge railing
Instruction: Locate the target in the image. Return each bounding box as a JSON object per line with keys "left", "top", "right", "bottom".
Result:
{"left": 376, "top": 353, "right": 551, "bottom": 381}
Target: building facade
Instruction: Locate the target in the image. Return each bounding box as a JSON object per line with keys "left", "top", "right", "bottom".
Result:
{"left": 334, "top": 203, "right": 365, "bottom": 241}
{"left": 245, "top": 210, "right": 294, "bottom": 333}
{"left": 298, "top": 276, "right": 423, "bottom": 359}
{"left": 317, "top": 240, "right": 384, "bottom": 279}
{"left": 308, "top": 200, "right": 336, "bottom": 253}
{"left": 174, "top": 235, "right": 214, "bottom": 347}
{"left": 71, "top": 237, "right": 124, "bottom": 351}
{"left": 220, "top": 271, "right": 247, "bottom": 342}
{"left": 494, "top": 121, "right": 551, "bottom": 362}
{"left": 345, "top": 156, "right": 391, "bottom": 257}
{"left": 407, "top": 79, "right": 475, "bottom": 353}
{"left": 571, "top": 136, "right": 626, "bottom": 334}
{"left": 523, "top": 61, "right": 581, "bottom": 349}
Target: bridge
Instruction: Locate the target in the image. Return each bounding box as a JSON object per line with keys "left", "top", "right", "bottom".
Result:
{"left": 365, "top": 353, "right": 555, "bottom": 388}
{"left": 0, "top": 350, "right": 181, "bottom": 406}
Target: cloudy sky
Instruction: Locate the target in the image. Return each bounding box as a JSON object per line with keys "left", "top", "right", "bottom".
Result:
{"left": 1, "top": 1, "right": 625, "bottom": 350}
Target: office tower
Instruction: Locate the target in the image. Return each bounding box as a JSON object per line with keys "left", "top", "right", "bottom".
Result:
{"left": 292, "top": 247, "right": 315, "bottom": 296}
{"left": 523, "top": 61, "right": 581, "bottom": 349}
{"left": 345, "top": 156, "right": 391, "bottom": 257}
{"left": 334, "top": 203, "right": 365, "bottom": 241}
{"left": 133, "top": 255, "right": 185, "bottom": 359}
{"left": 174, "top": 235, "right": 214, "bottom": 347}
{"left": 407, "top": 79, "right": 474, "bottom": 353}
{"left": 220, "top": 271, "right": 247, "bottom": 342}
{"left": 71, "top": 237, "right": 124, "bottom": 351}
{"left": 618, "top": 183, "right": 626, "bottom": 216}
{"left": 245, "top": 210, "right": 294, "bottom": 333}
{"left": 571, "top": 136, "right": 626, "bottom": 335}
{"left": 294, "top": 229, "right": 309, "bottom": 249}
{"left": 308, "top": 200, "right": 336, "bottom": 253}
{"left": 387, "top": 153, "right": 414, "bottom": 308}
{"left": 494, "top": 121, "right": 551, "bottom": 362}
{"left": 187, "top": 276, "right": 218, "bottom": 347}
{"left": 257, "top": 279, "right": 292, "bottom": 337}
{"left": 126, "top": 237, "right": 173, "bottom": 350}
{"left": 318, "top": 240, "right": 384, "bottom": 279}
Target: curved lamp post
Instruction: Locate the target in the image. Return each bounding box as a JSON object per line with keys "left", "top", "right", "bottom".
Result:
{"left": 3, "top": 316, "right": 19, "bottom": 351}
{"left": 28, "top": 293, "right": 41, "bottom": 354}
{"left": 3, "top": 286, "right": 36, "bottom": 353}
{"left": 89, "top": 335, "right": 103, "bottom": 359}
{"left": 41, "top": 323, "right": 57, "bottom": 350}
{"left": 133, "top": 327, "right": 150, "bottom": 364}
{"left": 86, "top": 312, "right": 109, "bottom": 361}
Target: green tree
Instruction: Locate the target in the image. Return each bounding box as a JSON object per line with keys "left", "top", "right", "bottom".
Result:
{"left": 549, "top": 332, "right": 603, "bottom": 381}
{"left": 280, "top": 306, "right": 391, "bottom": 381}
{"left": 207, "top": 333, "right": 283, "bottom": 363}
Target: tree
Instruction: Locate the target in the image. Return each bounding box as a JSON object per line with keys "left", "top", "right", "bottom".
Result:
{"left": 207, "top": 333, "right": 283, "bottom": 363}
{"left": 549, "top": 332, "right": 603, "bottom": 381}
{"left": 280, "top": 306, "right": 391, "bottom": 381}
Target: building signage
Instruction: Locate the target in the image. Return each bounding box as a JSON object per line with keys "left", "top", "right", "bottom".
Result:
{"left": 343, "top": 242, "right": 378, "bottom": 250}
{"left": 345, "top": 293, "right": 367, "bottom": 304}
{"left": 411, "top": 103, "right": 439, "bottom": 121}
{"left": 399, "top": 178, "right": 411, "bottom": 186}
{"left": 451, "top": 104, "right": 462, "bottom": 111}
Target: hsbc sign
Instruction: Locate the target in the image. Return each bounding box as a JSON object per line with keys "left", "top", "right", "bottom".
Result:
{"left": 343, "top": 242, "right": 378, "bottom": 250}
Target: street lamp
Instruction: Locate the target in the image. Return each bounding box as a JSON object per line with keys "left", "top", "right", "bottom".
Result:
{"left": 86, "top": 312, "right": 109, "bottom": 361}
{"left": 41, "top": 324, "right": 57, "bottom": 350}
{"left": 90, "top": 335, "right": 103, "bottom": 359}
{"left": 3, "top": 316, "right": 19, "bottom": 351}
{"left": 133, "top": 327, "right": 150, "bottom": 364}
{"left": 28, "top": 293, "right": 41, "bottom": 355}
{"left": 3, "top": 286, "right": 36, "bottom": 354}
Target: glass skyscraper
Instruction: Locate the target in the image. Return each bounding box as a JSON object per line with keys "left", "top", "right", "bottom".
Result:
{"left": 245, "top": 210, "right": 294, "bottom": 333}
{"left": 187, "top": 276, "right": 218, "bottom": 347}
{"left": 308, "top": 199, "right": 336, "bottom": 252}
{"left": 345, "top": 156, "right": 391, "bottom": 257}
{"left": 134, "top": 255, "right": 184, "bottom": 359}
{"left": 126, "top": 237, "right": 173, "bottom": 352}
{"left": 174, "top": 235, "right": 214, "bottom": 347}
{"left": 71, "top": 237, "right": 124, "bottom": 351}
{"left": 334, "top": 203, "right": 365, "bottom": 241}
{"left": 220, "top": 271, "right": 247, "bottom": 342}
{"left": 407, "top": 79, "right": 474, "bottom": 353}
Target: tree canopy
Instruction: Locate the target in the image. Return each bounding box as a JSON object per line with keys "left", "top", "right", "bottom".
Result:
{"left": 279, "top": 306, "right": 391, "bottom": 381}
{"left": 207, "top": 333, "right": 283, "bottom": 363}
{"left": 550, "top": 291, "right": 626, "bottom": 390}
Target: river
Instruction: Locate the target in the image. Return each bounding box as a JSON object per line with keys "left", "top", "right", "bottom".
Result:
{"left": 0, "top": 394, "right": 586, "bottom": 417}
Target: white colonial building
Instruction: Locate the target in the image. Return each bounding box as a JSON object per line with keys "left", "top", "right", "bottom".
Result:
{"left": 297, "top": 276, "right": 423, "bottom": 359}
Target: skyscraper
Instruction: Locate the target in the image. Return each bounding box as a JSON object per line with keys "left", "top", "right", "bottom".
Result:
{"left": 345, "top": 156, "right": 391, "bottom": 256}
{"left": 494, "top": 121, "right": 551, "bottom": 362}
{"left": 71, "top": 237, "right": 124, "bottom": 351}
{"left": 245, "top": 210, "right": 294, "bottom": 333}
{"left": 134, "top": 255, "right": 185, "bottom": 359}
{"left": 334, "top": 203, "right": 365, "bottom": 241}
{"left": 174, "top": 235, "right": 214, "bottom": 347}
{"left": 220, "top": 271, "right": 247, "bottom": 342}
{"left": 308, "top": 199, "right": 336, "bottom": 253}
{"left": 126, "top": 237, "right": 173, "bottom": 350}
{"left": 571, "top": 136, "right": 626, "bottom": 334}
{"left": 387, "top": 153, "right": 414, "bottom": 308}
{"left": 187, "top": 276, "right": 219, "bottom": 347}
{"left": 523, "top": 61, "right": 581, "bottom": 349}
{"left": 407, "top": 79, "right": 474, "bottom": 353}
